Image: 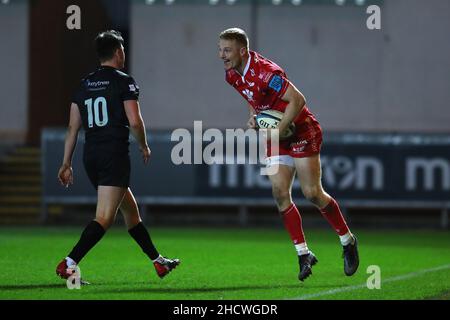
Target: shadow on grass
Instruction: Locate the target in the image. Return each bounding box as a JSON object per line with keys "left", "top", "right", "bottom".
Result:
{"left": 0, "top": 284, "right": 65, "bottom": 290}
{"left": 0, "top": 281, "right": 349, "bottom": 294}
{"left": 96, "top": 283, "right": 346, "bottom": 295}
{"left": 425, "top": 290, "right": 450, "bottom": 300}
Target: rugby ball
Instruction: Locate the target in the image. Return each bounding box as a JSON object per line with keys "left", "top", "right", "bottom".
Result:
{"left": 255, "top": 110, "right": 295, "bottom": 139}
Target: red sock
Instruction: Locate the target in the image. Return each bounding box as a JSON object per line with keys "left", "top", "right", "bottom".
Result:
{"left": 320, "top": 198, "right": 350, "bottom": 236}
{"left": 281, "top": 203, "right": 306, "bottom": 244}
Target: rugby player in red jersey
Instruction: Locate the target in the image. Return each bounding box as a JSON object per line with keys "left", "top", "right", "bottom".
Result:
{"left": 218, "top": 28, "right": 359, "bottom": 281}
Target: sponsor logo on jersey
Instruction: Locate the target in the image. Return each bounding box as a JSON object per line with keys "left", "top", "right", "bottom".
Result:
{"left": 250, "top": 68, "right": 255, "bottom": 76}
{"left": 262, "top": 72, "right": 272, "bottom": 83}
{"left": 292, "top": 146, "right": 306, "bottom": 153}
{"left": 257, "top": 104, "right": 271, "bottom": 111}
{"left": 129, "top": 84, "right": 137, "bottom": 92}
{"left": 86, "top": 80, "right": 110, "bottom": 87}
{"left": 242, "top": 89, "right": 254, "bottom": 102}
{"left": 246, "top": 80, "right": 255, "bottom": 87}
{"left": 291, "top": 140, "right": 308, "bottom": 153}
{"left": 268, "top": 75, "right": 283, "bottom": 92}
{"left": 292, "top": 140, "right": 308, "bottom": 146}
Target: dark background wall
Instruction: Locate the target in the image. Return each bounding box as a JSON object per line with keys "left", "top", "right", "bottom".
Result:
{"left": 1, "top": 0, "right": 449, "bottom": 146}
{"left": 0, "top": 2, "right": 28, "bottom": 143}
{"left": 131, "top": 0, "right": 450, "bottom": 132}
{"left": 27, "top": 0, "right": 116, "bottom": 145}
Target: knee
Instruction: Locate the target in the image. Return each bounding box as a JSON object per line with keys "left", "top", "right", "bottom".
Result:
{"left": 272, "top": 186, "right": 291, "bottom": 206}
{"left": 124, "top": 213, "right": 142, "bottom": 230}
{"left": 95, "top": 215, "right": 115, "bottom": 230}
{"left": 302, "top": 186, "right": 324, "bottom": 206}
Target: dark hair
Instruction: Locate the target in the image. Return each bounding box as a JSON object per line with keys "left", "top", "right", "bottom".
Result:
{"left": 219, "top": 28, "right": 249, "bottom": 49}
{"left": 94, "top": 30, "right": 124, "bottom": 62}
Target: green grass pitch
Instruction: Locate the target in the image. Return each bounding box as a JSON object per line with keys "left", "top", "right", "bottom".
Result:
{"left": 0, "top": 227, "right": 449, "bottom": 300}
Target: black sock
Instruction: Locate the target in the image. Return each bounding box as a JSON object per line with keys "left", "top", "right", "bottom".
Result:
{"left": 128, "top": 222, "right": 159, "bottom": 261}
{"left": 68, "top": 220, "right": 105, "bottom": 264}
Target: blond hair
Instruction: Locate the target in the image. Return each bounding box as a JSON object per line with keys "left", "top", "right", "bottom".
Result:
{"left": 219, "top": 28, "right": 249, "bottom": 49}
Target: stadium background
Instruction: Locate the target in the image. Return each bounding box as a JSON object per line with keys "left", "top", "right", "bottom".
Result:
{"left": 0, "top": 0, "right": 449, "bottom": 300}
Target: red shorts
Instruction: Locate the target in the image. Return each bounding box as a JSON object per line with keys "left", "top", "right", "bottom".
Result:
{"left": 266, "top": 116, "right": 323, "bottom": 159}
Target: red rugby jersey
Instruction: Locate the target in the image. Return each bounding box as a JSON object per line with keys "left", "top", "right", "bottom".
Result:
{"left": 225, "top": 50, "right": 313, "bottom": 125}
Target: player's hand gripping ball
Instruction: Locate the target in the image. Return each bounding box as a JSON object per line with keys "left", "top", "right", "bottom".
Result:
{"left": 255, "top": 110, "right": 295, "bottom": 139}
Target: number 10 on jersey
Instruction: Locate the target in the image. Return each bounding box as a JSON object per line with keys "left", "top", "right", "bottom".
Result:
{"left": 84, "top": 97, "right": 108, "bottom": 128}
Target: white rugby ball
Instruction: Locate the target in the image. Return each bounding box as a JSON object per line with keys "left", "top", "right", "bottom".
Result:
{"left": 255, "top": 110, "right": 295, "bottom": 139}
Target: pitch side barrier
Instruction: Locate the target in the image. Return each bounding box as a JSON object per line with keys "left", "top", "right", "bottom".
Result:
{"left": 41, "top": 129, "right": 450, "bottom": 228}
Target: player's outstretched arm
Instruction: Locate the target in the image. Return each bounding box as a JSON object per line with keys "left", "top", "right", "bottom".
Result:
{"left": 58, "top": 103, "right": 82, "bottom": 187}
{"left": 278, "top": 83, "right": 306, "bottom": 135}
{"left": 124, "top": 100, "right": 151, "bottom": 164}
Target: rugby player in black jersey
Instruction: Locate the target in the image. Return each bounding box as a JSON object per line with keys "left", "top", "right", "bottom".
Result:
{"left": 56, "top": 30, "right": 179, "bottom": 282}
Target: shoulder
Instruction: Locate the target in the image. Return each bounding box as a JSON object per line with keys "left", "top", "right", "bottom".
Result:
{"left": 73, "top": 73, "right": 93, "bottom": 94}
{"left": 111, "top": 70, "right": 140, "bottom": 99}
{"left": 112, "top": 69, "right": 137, "bottom": 84}
{"left": 78, "top": 70, "right": 96, "bottom": 87}
{"left": 112, "top": 70, "right": 140, "bottom": 95}
{"left": 72, "top": 73, "right": 93, "bottom": 103}
{"left": 253, "top": 52, "right": 289, "bottom": 91}
{"left": 114, "top": 69, "right": 131, "bottom": 79}
{"left": 253, "top": 51, "right": 286, "bottom": 76}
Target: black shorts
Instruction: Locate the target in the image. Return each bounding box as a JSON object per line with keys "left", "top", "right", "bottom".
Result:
{"left": 83, "top": 145, "right": 130, "bottom": 189}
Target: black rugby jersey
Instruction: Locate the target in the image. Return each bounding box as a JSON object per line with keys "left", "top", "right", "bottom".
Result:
{"left": 72, "top": 66, "right": 139, "bottom": 150}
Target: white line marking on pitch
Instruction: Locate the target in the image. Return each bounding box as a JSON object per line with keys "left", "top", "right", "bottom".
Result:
{"left": 290, "top": 264, "right": 450, "bottom": 300}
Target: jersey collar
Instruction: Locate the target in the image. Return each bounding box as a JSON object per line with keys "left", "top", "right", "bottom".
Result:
{"left": 241, "top": 52, "right": 252, "bottom": 81}
{"left": 99, "top": 65, "right": 117, "bottom": 70}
